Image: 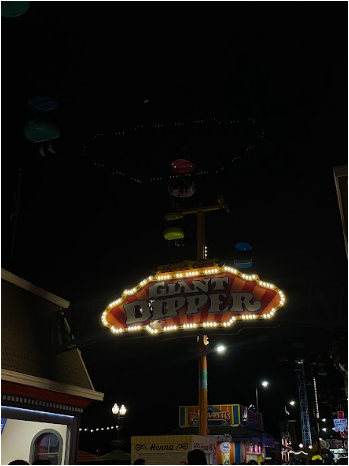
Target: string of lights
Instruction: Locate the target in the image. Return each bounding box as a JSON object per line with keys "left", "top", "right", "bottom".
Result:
{"left": 81, "top": 117, "right": 265, "bottom": 184}
{"left": 79, "top": 425, "right": 120, "bottom": 433}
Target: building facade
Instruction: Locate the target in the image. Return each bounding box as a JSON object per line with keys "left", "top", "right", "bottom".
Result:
{"left": 1, "top": 269, "right": 104, "bottom": 465}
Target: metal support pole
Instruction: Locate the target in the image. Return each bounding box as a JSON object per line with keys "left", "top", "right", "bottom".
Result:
{"left": 198, "top": 335, "right": 208, "bottom": 436}
{"left": 180, "top": 203, "right": 224, "bottom": 437}
{"left": 197, "top": 209, "right": 208, "bottom": 436}
{"left": 117, "top": 416, "right": 120, "bottom": 440}
{"left": 256, "top": 387, "right": 259, "bottom": 412}
{"left": 196, "top": 210, "right": 205, "bottom": 261}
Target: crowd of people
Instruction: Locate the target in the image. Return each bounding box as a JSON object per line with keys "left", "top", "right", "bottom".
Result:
{"left": 8, "top": 448, "right": 347, "bottom": 465}
{"left": 132, "top": 449, "right": 348, "bottom": 465}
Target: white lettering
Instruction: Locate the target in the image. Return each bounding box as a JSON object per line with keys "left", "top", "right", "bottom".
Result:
{"left": 191, "top": 280, "right": 209, "bottom": 293}
{"left": 148, "top": 281, "right": 167, "bottom": 299}
{"left": 124, "top": 301, "right": 151, "bottom": 325}
{"left": 230, "top": 292, "right": 262, "bottom": 312}
{"left": 151, "top": 297, "right": 186, "bottom": 320}
{"left": 208, "top": 293, "right": 229, "bottom": 313}
{"left": 210, "top": 277, "right": 229, "bottom": 291}
{"left": 186, "top": 295, "right": 209, "bottom": 315}
{"left": 177, "top": 280, "right": 194, "bottom": 294}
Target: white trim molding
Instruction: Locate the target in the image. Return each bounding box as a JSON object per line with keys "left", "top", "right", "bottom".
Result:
{"left": 2, "top": 369, "right": 104, "bottom": 402}
{"left": 1, "top": 269, "right": 70, "bottom": 309}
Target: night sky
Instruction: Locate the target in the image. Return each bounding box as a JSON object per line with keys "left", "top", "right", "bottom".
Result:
{"left": 1, "top": 2, "right": 348, "bottom": 456}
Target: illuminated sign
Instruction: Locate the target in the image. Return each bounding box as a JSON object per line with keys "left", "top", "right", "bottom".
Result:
{"left": 188, "top": 407, "right": 231, "bottom": 425}
{"left": 102, "top": 264, "right": 285, "bottom": 335}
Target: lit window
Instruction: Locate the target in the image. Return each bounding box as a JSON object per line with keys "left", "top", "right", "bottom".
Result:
{"left": 30, "top": 430, "right": 63, "bottom": 465}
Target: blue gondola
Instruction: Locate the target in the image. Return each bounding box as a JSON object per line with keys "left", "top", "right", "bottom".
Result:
{"left": 234, "top": 242, "right": 253, "bottom": 269}
{"left": 27, "top": 97, "right": 58, "bottom": 115}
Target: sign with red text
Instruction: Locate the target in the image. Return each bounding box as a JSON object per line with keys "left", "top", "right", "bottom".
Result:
{"left": 102, "top": 263, "right": 285, "bottom": 336}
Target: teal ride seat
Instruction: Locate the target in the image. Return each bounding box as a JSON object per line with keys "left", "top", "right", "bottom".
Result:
{"left": 23, "top": 117, "right": 60, "bottom": 143}
{"left": 1, "top": 1, "right": 31, "bottom": 18}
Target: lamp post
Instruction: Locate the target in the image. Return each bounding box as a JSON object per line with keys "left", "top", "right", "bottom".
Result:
{"left": 285, "top": 400, "right": 297, "bottom": 416}
{"left": 112, "top": 403, "right": 127, "bottom": 439}
{"left": 255, "top": 381, "right": 269, "bottom": 412}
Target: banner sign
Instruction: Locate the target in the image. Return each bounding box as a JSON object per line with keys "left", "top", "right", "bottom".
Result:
{"left": 102, "top": 263, "right": 285, "bottom": 335}
{"left": 179, "top": 405, "right": 239, "bottom": 427}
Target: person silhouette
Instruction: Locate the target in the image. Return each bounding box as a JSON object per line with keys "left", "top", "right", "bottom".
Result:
{"left": 187, "top": 449, "right": 207, "bottom": 465}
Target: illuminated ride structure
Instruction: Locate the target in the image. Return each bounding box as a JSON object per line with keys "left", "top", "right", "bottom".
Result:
{"left": 101, "top": 157, "right": 286, "bottom": 439}
{"left": 295, "top": 359, "right": 312, "bottom": 450}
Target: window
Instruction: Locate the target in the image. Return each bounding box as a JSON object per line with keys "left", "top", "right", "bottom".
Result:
{"left": 30, "top": 429, "right": 63, "bottom": 465}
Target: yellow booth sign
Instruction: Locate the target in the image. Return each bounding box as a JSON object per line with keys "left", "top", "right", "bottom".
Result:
{"left": 101, "top": 263, "right": 285, "bottom": 335}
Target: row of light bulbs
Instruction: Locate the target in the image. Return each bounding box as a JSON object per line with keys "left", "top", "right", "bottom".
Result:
{"left": 223, "top": 317, "right": 236, "bottom": 327}
{"left": 145, "top": 325, "right": 159, "bottom": 334}
{"left": 84, "top": 114, "right": 263, "bottom": 185}
{"left": 202, "top": 322, "right": 218, "bottom": 327}
{"left": 183, "top": 323, "right": 198, "bottom": 329}
{"left": 104, "top": 315, "right": 277, "bottom": 336}
{"left": 79, "top": 425, "right": 119, "bottom": 433}
{"left": 89, "top": 151, "right": 248, "bottom": 184}
{"left": 91, "top": 118, "right": 261, "bottom": 138}
{"left": 163, "top": 325, "right": 177, "bottom": 331}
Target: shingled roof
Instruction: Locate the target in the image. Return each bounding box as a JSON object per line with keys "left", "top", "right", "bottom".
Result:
{"left": 1, "top": 269, "right": 95, "bottom": 391}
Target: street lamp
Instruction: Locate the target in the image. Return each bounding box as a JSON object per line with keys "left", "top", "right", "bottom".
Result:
{"left": 255, "top": 381, "right": 269, "bottom": 412}
{"left": 215, "top": 344, "right": 226, "bottom": 354}
{"left": 285, "top": 400, "right": 297, "bottom": 416}
{"left": 112, "top": 403, "right": 127, "bottom": 438}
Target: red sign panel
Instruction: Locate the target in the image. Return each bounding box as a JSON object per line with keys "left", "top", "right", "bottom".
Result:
{"left": 102, "top": 264, "right": 285, "bottom": 335}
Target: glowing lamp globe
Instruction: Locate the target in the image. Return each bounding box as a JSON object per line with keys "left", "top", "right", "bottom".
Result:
{"left": 119, "top": 404, "right": 127, "bottom": 416}
{"left": 112, "top": 403, "right": 119, "bottom": 415}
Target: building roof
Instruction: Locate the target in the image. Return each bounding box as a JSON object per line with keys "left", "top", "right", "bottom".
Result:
{"left": 77, "top": 450, "right": 101, "bottom": 463}
{"left": 99, "top": 449, "right": 131, "bottom": 461}
{"left": 1, "top": 269, "right": 70, "bottom": 308}
{"left": 1, "top": 269, "right": 102, "bottom": 396}
{"left": 167, "top": 425, "right": 265, "bottom": 441}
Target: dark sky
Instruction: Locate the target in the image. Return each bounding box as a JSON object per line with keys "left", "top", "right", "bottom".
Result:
{"left": 1, "top": 2, "right": 348, "bottom": 454}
